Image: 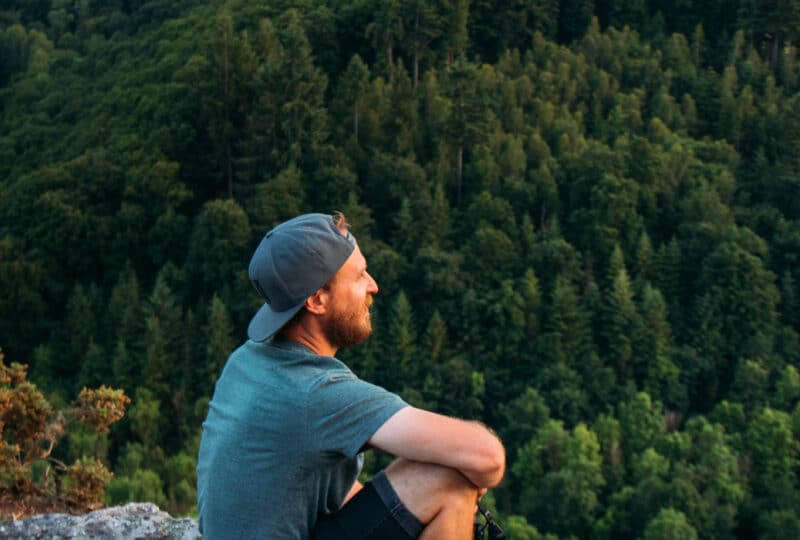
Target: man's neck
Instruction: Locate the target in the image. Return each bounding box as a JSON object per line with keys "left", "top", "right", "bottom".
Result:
{"left": 279, "top": 325, "right": 337, "bottom": 357}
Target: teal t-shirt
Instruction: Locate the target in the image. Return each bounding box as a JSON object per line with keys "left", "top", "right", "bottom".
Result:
{"left": 196, "top": 339, "right": 407, "bottom": 539}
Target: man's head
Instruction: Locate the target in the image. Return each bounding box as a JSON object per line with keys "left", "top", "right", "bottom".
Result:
{"left": 247, "top": 213, "right": 378, "bottom": 348}
{"left": 317, "top": 241, "right": 378, "bottom": 348}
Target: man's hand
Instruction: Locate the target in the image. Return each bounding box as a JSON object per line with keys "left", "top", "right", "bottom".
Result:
{"left": 368, "top": 407, "right": 505, "bottom": 488}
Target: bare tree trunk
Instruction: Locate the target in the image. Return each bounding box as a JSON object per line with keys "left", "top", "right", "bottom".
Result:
{"left": 388, "top": 44, "right": 394, "bottom": 78}
{"left": 353, "top": 103, "right": 359, "bottom": 142}
{"left": 456, "top": 143, "right": 463, "bottom": 206}
{"left": 227, "top": 150, "right": 233, "bottom": 198}
{"left": 771, "top": 33, "right": 781, "bottom": 72}
{"left": 223, "top": 28, "right": 233, "bottom": 198}
{"left": 413, "top": 11, "right": 420, "bottom": 88}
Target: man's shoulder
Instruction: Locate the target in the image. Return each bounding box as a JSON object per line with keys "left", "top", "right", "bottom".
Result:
{"left": 225, "top": 340, "right": 354, "bottom": 392}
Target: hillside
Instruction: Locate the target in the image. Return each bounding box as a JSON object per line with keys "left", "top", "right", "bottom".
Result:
{"left": 1, "top": 1, "right": 799, "bottom": 537}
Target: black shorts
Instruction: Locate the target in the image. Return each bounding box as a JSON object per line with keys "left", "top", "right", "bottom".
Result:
{"left": 312, "top": 471, "right": 424, "bottom": 540}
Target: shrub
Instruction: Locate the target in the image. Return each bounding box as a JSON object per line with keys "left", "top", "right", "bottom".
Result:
{"left": 0, "top": 349, "right": 130, "bottom": 519}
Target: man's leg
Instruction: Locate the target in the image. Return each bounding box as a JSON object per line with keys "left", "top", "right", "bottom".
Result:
{"left": 384, "top": 458, "right": 480, "bottom": 539}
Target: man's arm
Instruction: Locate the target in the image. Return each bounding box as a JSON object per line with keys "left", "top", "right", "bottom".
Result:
{"left": 367, "top": 407, "right": 506, "bottom": 488}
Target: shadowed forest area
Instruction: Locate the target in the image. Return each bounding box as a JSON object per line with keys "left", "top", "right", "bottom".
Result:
{"left": 1, "top": 0, "right": 800, "bottom": 537}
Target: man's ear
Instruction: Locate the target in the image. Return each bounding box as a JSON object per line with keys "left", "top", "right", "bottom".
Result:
{"left": 304, "top": 288, "right": 330, "bottom": 315}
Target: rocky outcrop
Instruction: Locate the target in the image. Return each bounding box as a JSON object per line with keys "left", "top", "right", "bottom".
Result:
{"left": 0, "top": 503, "right": 201, "bottom": 539}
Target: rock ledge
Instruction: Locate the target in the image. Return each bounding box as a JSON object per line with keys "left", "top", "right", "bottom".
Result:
{"left": 0, "top": 502, "right": 201, "bottom": 539}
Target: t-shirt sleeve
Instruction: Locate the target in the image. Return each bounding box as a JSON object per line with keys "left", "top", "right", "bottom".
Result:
{"left": 308, "top": 369, "right": 408, "bottom": 458}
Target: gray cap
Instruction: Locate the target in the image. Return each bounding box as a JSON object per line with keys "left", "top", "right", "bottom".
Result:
{"left": 247, "top": 213, "right": 356, "bottom": 341}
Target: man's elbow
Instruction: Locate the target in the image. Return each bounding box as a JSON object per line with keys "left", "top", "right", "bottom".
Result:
{"left": 486, "top": 438, "right": 506, "bottom": 486}
{"left": 475, "top": 434, "right": 506, "bottom": 487}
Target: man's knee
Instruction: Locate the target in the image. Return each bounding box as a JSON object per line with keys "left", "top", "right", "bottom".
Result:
{"left": 383, "top": 458, "right": 479, "bottom": 524}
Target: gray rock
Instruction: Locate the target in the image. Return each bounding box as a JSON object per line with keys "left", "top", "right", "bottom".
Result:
{"left": 0, "top": 503, "right": 201, "bottom": 539}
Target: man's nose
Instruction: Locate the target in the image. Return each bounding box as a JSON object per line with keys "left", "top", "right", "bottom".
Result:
{"left": 366, "top": 272, "right": 379, "bottom": 294}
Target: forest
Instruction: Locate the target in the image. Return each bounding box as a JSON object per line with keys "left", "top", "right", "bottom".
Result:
{"left": 1, "top": 0, "right": 799, "bottom": 537}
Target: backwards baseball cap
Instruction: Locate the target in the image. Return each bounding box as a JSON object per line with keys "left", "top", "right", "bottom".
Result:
{"left": 247, "top": 213, "right": 356, "bottom": 342}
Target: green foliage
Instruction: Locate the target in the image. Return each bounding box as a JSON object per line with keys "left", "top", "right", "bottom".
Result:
{"left": 3, "top": 0, "right": 800, "bottom": 531}
{"left": 205, "top": 295, "right": 235, "bottom": 388}
{"left": 107, "top": 468, "right": 167, "bottom": 509}
{"left": 642, "top": 508, "right": 698, "bottom": 540}
{"left": 0, "top": 350, "right": 129, "bottom": 518}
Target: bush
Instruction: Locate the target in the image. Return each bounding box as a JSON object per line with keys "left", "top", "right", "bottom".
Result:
{"left": 0, "top": 349, "right": 130, "bottom": 519}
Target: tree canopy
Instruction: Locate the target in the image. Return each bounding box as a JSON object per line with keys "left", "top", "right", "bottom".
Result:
{"left": 1, "top": 0, "right": 800, "bottom": 535}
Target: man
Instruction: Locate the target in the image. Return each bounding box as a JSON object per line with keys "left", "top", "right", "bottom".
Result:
{"left": 197, "top": 213, "right": 505, "bottom": 539}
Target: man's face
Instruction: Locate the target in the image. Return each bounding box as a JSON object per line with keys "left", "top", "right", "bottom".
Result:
{"left": 322, "top": 243, "right": 379, "bottom": 349}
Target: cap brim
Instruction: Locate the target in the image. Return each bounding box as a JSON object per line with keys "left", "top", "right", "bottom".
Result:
{"left": 247, "top": 301, "right": 305, "bottom": 342}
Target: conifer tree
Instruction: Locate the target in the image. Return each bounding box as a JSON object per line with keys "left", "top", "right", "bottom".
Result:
{"left": 654, "top": 238, "right": 682, "bottom": 322}
{"left": 617, "top": 392, "right": 664, "bottom": 456}
{"left": 209, "top": 11, "right": 257, "bottom": 198}
{"left": 275, "top": 9, "right": 329, "bottom": 167}
{"left": 634, "top": 231, "right": 655, "bottom": 285}
{"left": 237, "top": 17, "right": 282, "bottom": 186}
{"left": 366, "top": 0, "right": 404, "bottom": 76}
{"left": 642, "top": 508, "right": 698, "bottom": 540}
{"left": 63, "top": 284, "right": 96, "bottom": 387}
{"left": 247, "top": 164, "right": 306, "bottom": 235}
{"left": 382, "top": 58, "right": 418, "bottom": 155}
{"left": 421, "top": 309, "right": 448, "bottom": 367}
{"left": 185, "top": 198, "right": 251, "bottom": 314}
{"left": 635, "top": 284, "right": 682, "bottom": 408}
{"left": 603, "top": 267, "right": 637, "bottom": 380}
{"left": 77, "top": 340, "right": 108, "bottom": 391}
{"left": 205, "top": 294, "right": 235, "bottom": 388}
{"left": 111, "top": 339, "right": 135, "bottom": 394}
{"left": 443, "top": 58, "right": 489, "bottom": 204}
{"left": 332, "top": 54, "right": 371, "bottom": 143}
{"left": 108, "top": 264, "right": 142, "bottom": 348}
{"left": 142, "top": 316, "right": 172, "bottom": 404}
{"left": 546, "top": 275, "right": 591, "bottom": 366}
{"left": 401, "top": 0, "right": 442, "bottom": 85}
{"left": 383, "top": 291, "right": 418, "bottom": 386}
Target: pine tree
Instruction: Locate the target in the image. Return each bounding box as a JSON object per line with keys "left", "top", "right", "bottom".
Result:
{"left": 635, "top": 284, "right": 682, "bottom": 408}
{"left": 142, "top": 315, "right": 172, "bottom": 403}
{"left": 421, "top": 309, "right": 448, "bottom": 367}
{"left": 654, "top": 238, "right": 682, "bottom": 323}
{"left": 366, "top": 0, "right": 404, "bottom": 76}
{"left": 519, "top": 267, "right": 542, "bottom": 342}
{"left": 383, "top": 291, "right": 418, "bottom": 387}
{"left": 111, "top": 338, "right": 135, "bottom": 394}
{"left": 209, "top": 11, "right": 257, "bottom": 198}
{"left": 77, "top": 339, "right": 108, "bottom": 391}
{"left": 443, "top": 58, "right": 490, "bottom": 205}
{"left": 549, "top": 276, "right": 592, "bottom": 365}
{"left": 205, "top": 294, "right": 235, "bottom": 388}
{"left": 247, "top": 164, "right": 306, "bottom": 235}
{"left": 185, "top": 198, "right": 251, "bottom": 311}
{"left": 642, "top": 508, "right": 698, "bottom": 540}
{"left": 402, "top": 0, "right": 442, "bottom": 86}
{"left": 275, "top": 9, "right": 329, "bottom": 167}
{"left": 332, "top": 54, "right": 371, "bottom": 143}
{"left": 63, "top": 284, "right": 96, "bottom": 387}
{"left": 634, "top": 231, "right": 655, "bottom": 285}
{"left": 108, "top": 263, "right": 142, "bottom": 348}
{"left": 603, "top": 268, "right": 637, "bottom": 380}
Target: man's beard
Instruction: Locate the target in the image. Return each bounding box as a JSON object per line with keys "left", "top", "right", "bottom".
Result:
{"left": 323, "top": 297, "right": 373, "bottom": 350}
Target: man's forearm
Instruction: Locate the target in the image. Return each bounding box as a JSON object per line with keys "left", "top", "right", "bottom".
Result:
{"left": 368, "top": 407, "right": 507, "bottom": 487}
{"left": 457, "top": 422, "right": 506, "bottom": 488}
